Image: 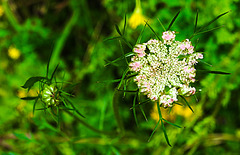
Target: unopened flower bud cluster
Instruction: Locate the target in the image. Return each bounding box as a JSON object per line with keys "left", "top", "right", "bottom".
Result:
{"left": 129, "top": 31, "right": 203, "bottom": 107}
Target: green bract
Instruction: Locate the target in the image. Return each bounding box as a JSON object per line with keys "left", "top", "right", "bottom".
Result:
{"left": 42, "top": 84, "right": 59, "bottom": 106}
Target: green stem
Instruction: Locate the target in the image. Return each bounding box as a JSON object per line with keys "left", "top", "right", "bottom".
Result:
{"left": 64, "top": 110, "right": 117, "bottom": 136}
{"left": 112, "top": 88, "right": 125, "bottom": 134}
{"left": 135, "top": 0, "right": 141, "bottom": 10}
{"left": 49, "top": 11, "right": 79, "bottom": 69}
{"left": 2, "top": 0, "right": 22, "bottom": 31}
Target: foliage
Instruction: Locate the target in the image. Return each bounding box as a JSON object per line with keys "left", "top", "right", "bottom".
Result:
{"left": 0, "top": 0, "right": 240, "bottom": 154}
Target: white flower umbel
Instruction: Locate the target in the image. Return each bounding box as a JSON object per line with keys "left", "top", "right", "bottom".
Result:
{"left": 129, "top": 31, "right": 203, "bottom": 108}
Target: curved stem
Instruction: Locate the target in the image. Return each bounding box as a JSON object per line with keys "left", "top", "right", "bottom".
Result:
{"left": 64, "top": 110, "right": 117, "bottom": 136}
{"left": 49, "top": 11, "right": 79, "bottom": 69}
{"left": 112, "top": 89, "right": 125, "bottom": 134}
{"left": 2, "top": 0, "right": 22, "bottom": 31}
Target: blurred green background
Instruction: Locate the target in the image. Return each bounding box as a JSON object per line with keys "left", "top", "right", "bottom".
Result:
{"left": 0, "top": 0, "right": 240, "bottom": 154}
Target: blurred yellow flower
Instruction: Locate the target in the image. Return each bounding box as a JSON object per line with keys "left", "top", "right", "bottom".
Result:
{"left": 0, "top": 5, "right": 4, "bottom": 17}
{"left": 129, "top": 0, "right": 148, "bottom": 29}
{"left": 8, "top": 46, "right": 21, "bottom": 60}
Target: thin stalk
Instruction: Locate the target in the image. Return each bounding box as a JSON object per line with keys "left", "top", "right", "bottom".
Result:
{"left": 64, "top": 110, "right": 117, "bottom": 136}
{"left": 2, "top": 0, "right": 22, "bottom": 31}
{"left": 49, "top": 11, "right": 79, "bottom": 69}
{"left": 112, "top": 88, "right": 125, "bottom": 134}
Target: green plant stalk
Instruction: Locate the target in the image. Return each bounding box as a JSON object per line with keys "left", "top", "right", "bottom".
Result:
{"left": 49, "top": 11, "right": 79, "bottom": 69}
{"left": 112, "top": 88, "right": 125, "bottom": 134}
{"left": 64, "top": 110, "right": 117, "bottom": 136}
{"left": 2, "top": 0, "right": 22, "bottom": 31}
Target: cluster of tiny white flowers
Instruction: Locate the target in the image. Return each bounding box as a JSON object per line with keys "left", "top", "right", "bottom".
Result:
{"left": 129, "top": 31, "right": 203, "bottom": 107}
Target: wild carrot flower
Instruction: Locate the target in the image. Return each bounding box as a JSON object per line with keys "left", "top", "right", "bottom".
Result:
{"left": 129, "top": 31, "right": 203, "bottom": 108}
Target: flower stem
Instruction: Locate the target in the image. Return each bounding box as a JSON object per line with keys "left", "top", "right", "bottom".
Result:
{"left": 49, "top": 11, "right": 79, "bottom": 69}
{"left": 2, "top": 0, "right": 22, "bottom": 31}
{"left": 64, "top": 110, "right": 117, "bottom": 136}
{"left": 112, "top": 88, "right": 125, "bottom": 135}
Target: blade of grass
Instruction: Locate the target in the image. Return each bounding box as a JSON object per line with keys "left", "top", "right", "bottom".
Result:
{"left": 136, "top": 23, "right": 147, "bottom": 44}
{"left": 119, "top": 40, "right": 128, "bottom": 64}
{"left": 96, "top": 79, "right": 121, "bottom": 83}
{"left": 167, "top": 10, "right": 181, "bottom": 31}
{"left": 195, "top": 25, "right": 225, "bottom": 35}
{"left": 116, "top": 89, "right": 138, "bottom": 93}
{"left": 115, "top": 24, "right": 122, "bottom": 36}
{"left": 179, "top": 95, "right": 194, "bottom": 113}
{"left": 104, "top": 52, "right": 134, "bottom": 67}
{"left": 197, "top": 70, "right": 230, "bottom": 74}
{"left": 123, "top": 14, "right": 127, "bottom": 35}
{"left": 139, "top": 105, "right": 148, "bottom": 122}
{"left": 133, "top": 93, "right": 139, "bottom": 126}
{"left": 145, "top": 21, "right": 161, "bottom": 40}
{"left": 194, "top": 9, "right": 199, "bottom": 33}
{"left": 21, "top": 96, "right": 38, "bottom": 100}
{"left": 117, "top": 68, "right": 129, "bottom": 89}
{"left": 122, "top": 37, "right": 133, "bottom": 49}
{"left": 50, "top": 64, "right": 59, "bottom": 82}
{"left": 157, "top": 100, "right": 172, "bottom": 146}
{"left": 157, "top": 18, "right": 166, "bottom": 31}
{"left": 130, "top": 99, "right": 151, "bottom": 110}
{"left": 198, "top": 60, "right": 213, "bottom": 67}
{"left": 162, "top": 118, "right": 181, "bottom": 128}
{"left": 197, "top": 11, "right": 230, "bottom": 33}
{"left": 104, "top": 36, "right": 122, "bottom": 42}
{"left": 62, "top": 94, "right": 85, "bottom": 118}
{"left": 148, "top": 120, "right": 160, "bottom": 142}
{"left": 33, "top": 98, "right": 39, "bottom": 114}
{"left": 161, "top": 119, "right": 172, "bottom": 147}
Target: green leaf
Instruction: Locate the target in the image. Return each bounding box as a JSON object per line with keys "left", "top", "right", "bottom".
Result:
{"left": 148, "top": 120, "right": 160, "bottom": 142}
{"left": 13, "top": 132, "right": 31, "bottom": 141}
{"left": 115, "top": 24, "right": 122, "bottom": 36}
{"left": 119, "top": 40, "right": 128, "bottom": 64}
{"left": 50, "top": 64, "right": 59, "bottom": 81}
{"left": 145, "top": 21, "right": 161, "bottom": 40}
{"left": 207, "top": 71, "right": 230, "bottom": 74}
{"left": 117, "top": 68, "right": 129, "bottom": 89}
{"left": 103, "top": 36, "right": 122, "bottom": 42}
{"left": 162, "top": 118, "right": 181, "bottom": 128}
{"left": 167, "top": 10, "right": 181, "bottom": 31}
{"left": 194, "top": 10, "right": 199, "bottom": 33}
{"left": 46, "top": 50, "right": 53, "bottom": 78}
{"left": 179, "top": 95, "right": 194, "bottom": 113}
{"left": 116, "top": 89, "right": 138, "bottom": 93}
{"left": 195, "top": 25, "right": 225, "bottom": 35}
{"left": 161, "top": 119, "right": 172, "bottom": 147}
{"left": 104, "top": 52, "right": 134, "bottom": 67}
{"left": 139, "top": 105, "right": 148, "bottom": 122}
{"left": 21, "top": 96, "right": 38, "bottom": 100}
{"left": 33, "top": 97, "right": 39, "bottom": 114}
{"left": 198, "top": 70, "right": 230, "bottom": 75}
{"left": 198, "top": 60, "right": 212, "bottom": 67}
{"left": 197, "top": 11, "right": 230, "bottom": 33}
{"left": 130, "top": 99, "right": 151, "bottom": 110}
{"left": 97, "top": 79, "right": 121, "bottom": 83}
{"left": 136, "top": 23, "right": 147, "bottom": 44}
{"left": 122, "top": 37, "right": 133, "bottom": 49}
{"left": 133, "top": 93, "right": 139, "bottom": 126}
{"left": 123, "top": 14, "right": 127, "bottom": 35}
{"left": 62, "top": 94, "right": 85, "bottom": 118}
{"left": 21, "top": 76, "right": 46, "bottom": 91}
{"left": 157, "top": 18, "right": 166, "bottom": 31}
